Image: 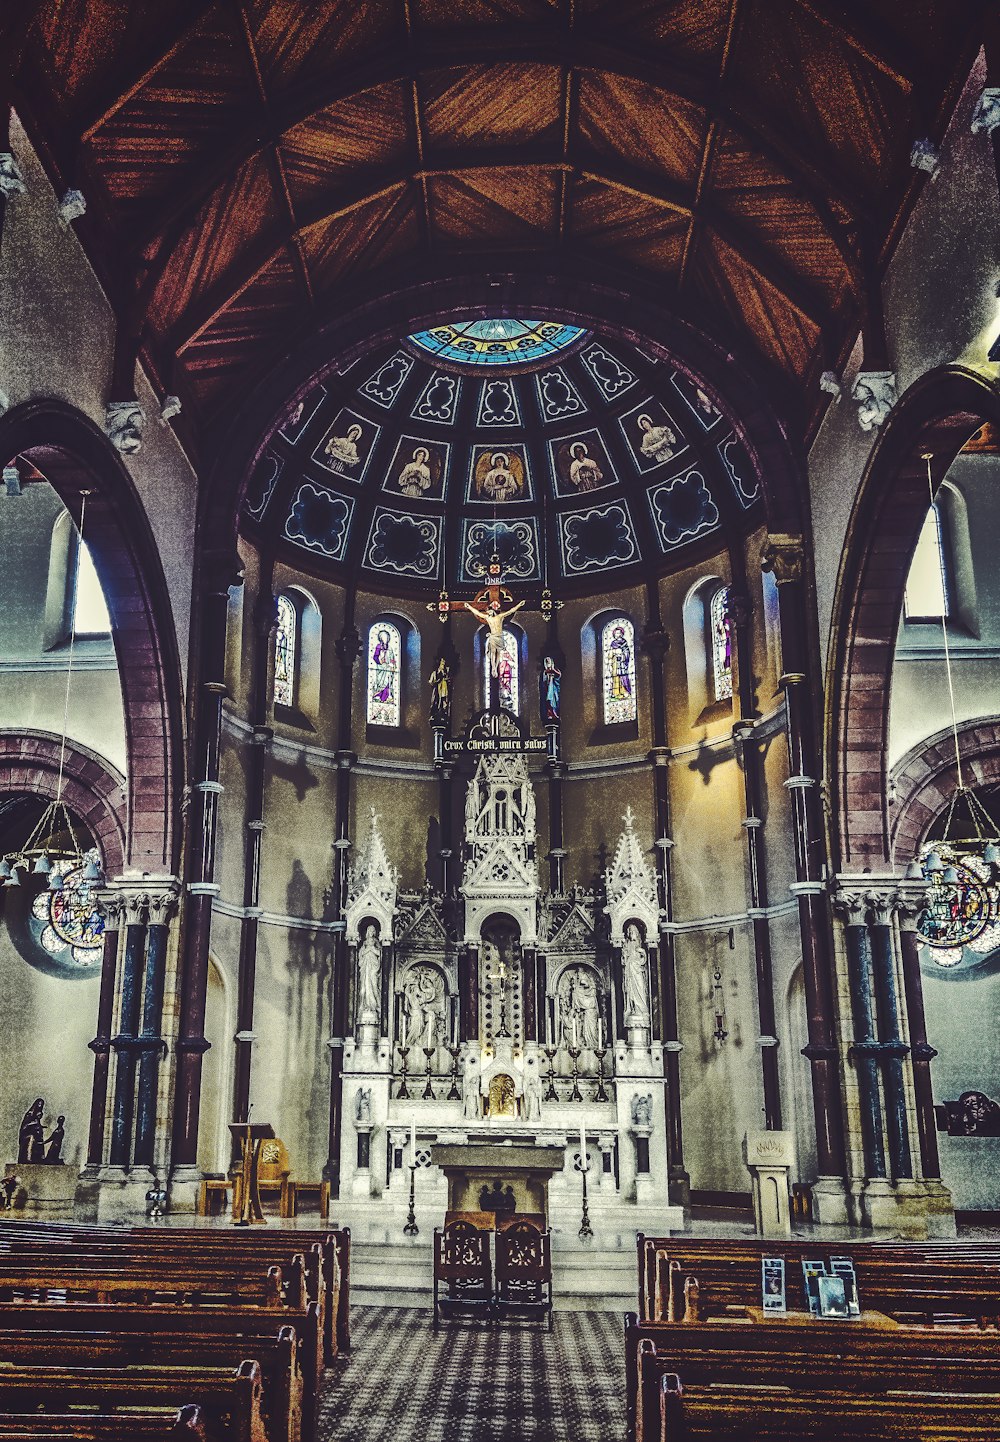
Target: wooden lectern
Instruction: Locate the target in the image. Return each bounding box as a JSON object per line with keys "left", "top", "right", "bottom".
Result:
{"left": 229, "top": 1121, "right": 275, "bottom": 1226}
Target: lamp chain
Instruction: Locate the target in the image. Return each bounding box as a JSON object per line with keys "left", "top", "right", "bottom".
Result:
{"left": 55, "top": 491, "right": 87, "bottom": 805}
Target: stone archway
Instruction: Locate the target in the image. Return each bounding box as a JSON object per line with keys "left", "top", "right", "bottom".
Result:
{"left": 0, "top": 729, "right": 127, "bottom": 876}
{"left": 890, "top": 716, "right": 1000, "bottom": 864}
{"left": 826, "top": 366, "right": 1000, "bottom": 871}
{"left": 0, "top": 400, "right": 184, "bottom": 874}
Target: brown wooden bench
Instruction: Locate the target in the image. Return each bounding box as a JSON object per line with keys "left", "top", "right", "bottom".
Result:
{"left": 0, "top": 1361, "right": 266, "bottom": 1442}
{"left": 658, "top": 1373, "right": 1000, "bottom": 1441}
{"left": 626, "top": 1315, "right": 1000, "bottom": 1442}
{"left": 0, "top": 1404, "right": 207, "bottom": 1439}
{"left": 0, "top": 1327, "right": 302, "bottom": 1442}
{"left": 0, "top": 1301, "right": 322, "bottom": 1442}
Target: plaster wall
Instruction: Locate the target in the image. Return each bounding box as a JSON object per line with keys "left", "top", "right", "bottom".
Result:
{"left": 809, "top": 54, "right": 1000, "bottom": 661}
{"left": 0, "top": 115, "right": 198, "bottom": 686}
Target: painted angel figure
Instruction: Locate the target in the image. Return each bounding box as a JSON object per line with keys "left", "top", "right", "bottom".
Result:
{"left": 481, "top": 452, "right": 520, "bottom": 502}
{"left": 568, "top": 442, "right": 603, "bottom": 491}
{"left": 396, "top": 446, "right": 432, "bottom": 497}
{"left": 636, "top": 413, "right": 677, "bottom": 465}
{"left": 463, "top": 595, "right": 526, "bottom": 677}
{"left": 324, "top": 423, "right": 362, "bottom": 470}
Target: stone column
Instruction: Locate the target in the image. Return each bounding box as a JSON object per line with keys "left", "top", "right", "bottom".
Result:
{"left": 867, "top": 889, "right": 913, "bottom": 1181}
{"left": 232, "top": 593, "right": 276, "bottom": 1146}
{"left": 832, "top": 889, "right": 886, "bottom": 1182}
{"left": 459, "top": 943, "right": 480, "bottom": 1042}
{"left": 547, "top": 757, "right": 567, "bottom": 896}
{"left": 172, "top": 569, "right": 236, "bottom": 1173}
{"left": 641, "top": 593, "right": 687, "bottom": 1208}
{"left": 323, "top": 612, "right": 360, "bottom": 1194}
{"left": 895, "top": 884, "right": 942, "bottom": 1181}
{"left": 108, "top": 890, "right": 149, "bottom": 1167}
{"left": 133, "top": 883, "right": 181, "bottom": 1168}
{"left": 762, "top": 536, "right": 847, "bottom": 1215}
{"left": 85, "top": 891, "right": 125, "bottom": 1168}
{"left": 729, "top": 574, "right": 782, "bottom": 1130}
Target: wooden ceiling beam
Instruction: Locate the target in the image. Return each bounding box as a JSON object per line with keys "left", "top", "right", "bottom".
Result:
{"left": 78, "top": 1, "right": 219, "bottom": 140}
{"left": 792, "top": 0, "right": 917, "bottom": 90}
{"left": 120, "top": 25, "right": 870, "bottom": 264}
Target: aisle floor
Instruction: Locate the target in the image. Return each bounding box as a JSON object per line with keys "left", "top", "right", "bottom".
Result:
{"left": 319, "top": 1306, "right": 625, "bottom": 1442}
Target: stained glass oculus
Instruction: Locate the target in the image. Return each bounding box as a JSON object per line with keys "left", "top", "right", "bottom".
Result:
{"left": 30, "top": 854, "right": 104, "bottom": 969}
{"left": 915, "top": 845, "right": 1000, "bottom": 967}
{"left": 407, "top": 319, "right": 587, "bottom": 370}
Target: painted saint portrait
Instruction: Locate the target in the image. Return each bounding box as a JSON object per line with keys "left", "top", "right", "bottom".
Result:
{"left": 278, "top": 385, "right": 325, "bottom": 443}
{"left": 469, "top": 445, "right": 529, "bottom": 503}
{"left": 382, "top": 436, "right": 448, "bottom": 500}
{"left": 551, "top": 430, "right": 613, "bottom": 496}
{"left": 313, "top": 408, "right": 378, "bottom": 479}
{"left": 671, "top": 370, "right": 722, "bottom": 427}
{"left": 619, "top": 398, "right": 687, "bottom": 472}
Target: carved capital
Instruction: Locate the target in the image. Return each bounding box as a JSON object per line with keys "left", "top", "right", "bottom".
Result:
{"left": 864, "top": 888, "right": 896, "bottom": 929}
{"left": 336, "top": 625, "right": 362, "bottom": 669}
{"left": 851, "top": 371, "right": 897, "bottom": 432}
{"left": 830, "top": 885, "right": 867, "bottom": 927}
{"left": 641, "top": 625, "right": 669, "bottom": 662}
{"left": 894, "top": 880, "right": 930, "bottom": 929}
{"left": 972, "top": 87, "right": 1000, "bottom": 136}
{"left": 254, "top": 593, "right": 279, "bottom": 636}
{"left": 0, "top": 153, "right": 26, "bottom": 198}
{"left": 727, "top": 588, "right": 753, "bottom": 630}
{"left": 104, "top": 399, "right": 145, "bottom": 455}
{"left": 761, "top": 534, "right": 804, "bottom": 585}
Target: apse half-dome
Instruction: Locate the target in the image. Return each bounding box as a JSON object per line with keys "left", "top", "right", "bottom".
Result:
{"left": 240, "top": 321, "right": 761, "bottom": 596}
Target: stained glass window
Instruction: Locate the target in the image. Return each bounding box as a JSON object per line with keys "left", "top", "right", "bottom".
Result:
{"left": 915, "top": 844, "right": 1000, "bottom": 969}
{"left": 368, "top": 621, "right": 402, "bottom": 727}
{"left": 904, "top": 506, "right": 948, "bottom": 620}
{"left": 407, "top": 318, "right": 587, "bottom": 370}
{"left": 711, "top": 586, "right": 733, "bottom": 701}
{"left": 73, "top": 542, "right": 111, "bottom": 635}
{"left": 274, "top": 594, "right": 297, "bottom": 707}
{"left": 30, "top": 852, "right": 104, "bottom": 969}
{"left": 484, "top": 629, "right": 520, "bottom": 715}
{"left": 602, "top": 617, "right": 636, "bottom": 724}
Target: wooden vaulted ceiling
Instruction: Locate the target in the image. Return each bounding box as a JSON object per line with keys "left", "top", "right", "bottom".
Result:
{"left": 11, "top": 0, "right": 987, "bottom": 458}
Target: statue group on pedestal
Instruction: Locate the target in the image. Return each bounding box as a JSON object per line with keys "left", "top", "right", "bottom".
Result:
{"left": 17, "top": 1098, "right": 65, "bottom": 1164}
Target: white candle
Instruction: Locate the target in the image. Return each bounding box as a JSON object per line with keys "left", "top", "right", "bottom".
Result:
{"left": 579, "top": 1125, "right": 587, "bottom": 1169}
{"left": 546, "top": 998, "right": 553, "bottom": 1047}
{"left": 572, "top": 1014, "right": 579, "bottom": 1048}
{"left": 597, "top": 1012, "right": 603, "bottom": 1050}
{"left": 410, "top": 1120, "right": 417, "bottom": 1159}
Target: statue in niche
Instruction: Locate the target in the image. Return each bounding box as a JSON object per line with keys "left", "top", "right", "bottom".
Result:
{"left": 632, "top": 1093, "right": 653, "bottom": 1130}
{"left": 540, "top": 656, "right": 561, "bottom": 725}
{"left": 45, "top": 1116, "right": 65, "bottom": 1164}
{"left": 428, "top": 656, "right": 452, "bottom": 727}
{"left": 17, "top": 1099, "right": 45, "bottom": 1164}
{"left": 558, "top": 967, "right": 601, "bottom": 1050}
{"left": 463, "top": 1052, "right": 481, "bottom": 1120}
{"left": 621, "top": 922, "right": 650, "bottom": 1024}
{"left": 354, "top": 1088, "right": 372, "bottom": 1127}
{"left": 522, "top": 1055, "right": 542, "bottom": 1122}
{"left": 402, "top": 965, "right": 445, "bottom": 1049}
{"left": 356, "top": 923, "right": 382, "bottom": 1023}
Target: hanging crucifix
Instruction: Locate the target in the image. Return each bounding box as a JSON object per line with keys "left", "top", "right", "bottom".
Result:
{"left": 426, "top": 553, "right": 562, "bottom": 684}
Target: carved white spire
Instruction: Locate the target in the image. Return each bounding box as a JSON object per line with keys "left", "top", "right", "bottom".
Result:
{"left": 605, "top": 808, "right": 660, "bottom": 945}
{"left": 345, "top": 807, "right": 398, "bottom": 943}
{"left": 460, "top": 753, "right": 538, "bottom": 945}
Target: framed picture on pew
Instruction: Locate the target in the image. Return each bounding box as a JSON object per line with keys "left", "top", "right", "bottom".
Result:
{"left": 830, "top": 1256, "right": 861, "bottom": 1317}
{"left": 802, "top": 1259, "right": 826, "bottom": 1315}
{"left": 816, "top": 1273, "right": 851, "bottom": 1319}
{"left": 762, "top": 1257, "right": 786, "bottom": 1314}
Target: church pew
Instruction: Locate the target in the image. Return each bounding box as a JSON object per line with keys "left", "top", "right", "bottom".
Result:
{"left": 0, "top": 1328, "right": 302, "bottom": 1442}
{"left": 0, "top": 1361, "right": 267, "bottom": 1442}
{"left": 0, "top": 1404, "right": 207, "bottom": 1440}
{"left": 625, "top": 1316, "right": 1000, "bottom": 1442}
{"left": 0, "top": 1256, "right": 301, "bottom": 1312}
{"left": 658, "top": 1374, "right": 1000, "bottom": 1442}
{"left": 0, "top": 1223, "right": 350, "bottom": 1358}
{"left": 0, "top": 1301, "right": 322, "bottom": 1442}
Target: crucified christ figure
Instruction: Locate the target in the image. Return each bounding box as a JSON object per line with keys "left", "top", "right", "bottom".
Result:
{"left": 464, "top": 595, "right": 526, "bottom": 676}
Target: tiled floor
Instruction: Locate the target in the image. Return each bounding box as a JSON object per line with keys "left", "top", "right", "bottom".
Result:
{"left": 319, "top": 1306, "right": 626, "bottom": 1442}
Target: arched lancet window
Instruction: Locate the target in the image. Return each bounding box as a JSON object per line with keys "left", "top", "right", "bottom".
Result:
{"left": 601, "top": 617, "right": 636, "bottom": 724}
{"left": 484, "top": 629, "right": 520, "bottom": 715}
{"left": 273, "top": 593, "right": 298, "bottom": 708}
{"left": 904, "top": 504, "right": 948, "bottom": 621}
{"left": 367, "top": 620, "right": 402, "bottom": 727}
{"left": 73, "top": 542, "right": 111, "bottom": 636}
{"left": 710, "top": 585, "right": 733, "bottom": 701}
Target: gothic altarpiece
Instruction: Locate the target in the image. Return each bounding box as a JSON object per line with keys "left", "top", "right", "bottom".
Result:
{"left": 336, "top": 758, "right": 683, "bottom": 1246}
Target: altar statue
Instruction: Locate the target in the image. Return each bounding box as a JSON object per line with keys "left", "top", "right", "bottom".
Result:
{"left": 428, "top": 656, "right": 452, "bottom": 726}
{"left": 17, "top": 1098, "right": 44, "bottom": 1164}
{"left": 621, "top": 922, "right": 650, "bottom": 1024}
{"left": 356, "top": 923, "right": 382, "bottom": 1022}
{"left": 559, "top": 967, "right": 601, "bottom": 1050}
{"left": 402, "top": 965, "right": 444, "bottom": 1049}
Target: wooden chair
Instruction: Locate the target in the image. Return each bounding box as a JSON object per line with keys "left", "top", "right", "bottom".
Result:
{"left": 287, "top": 1178, "right": 330, "bottom": 1220}
{"left": 494, "top": 1220, "right": 552, "bottom": 1330}
{"left": 433, "top": 1221, "right": 492, "bottom": 1330}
